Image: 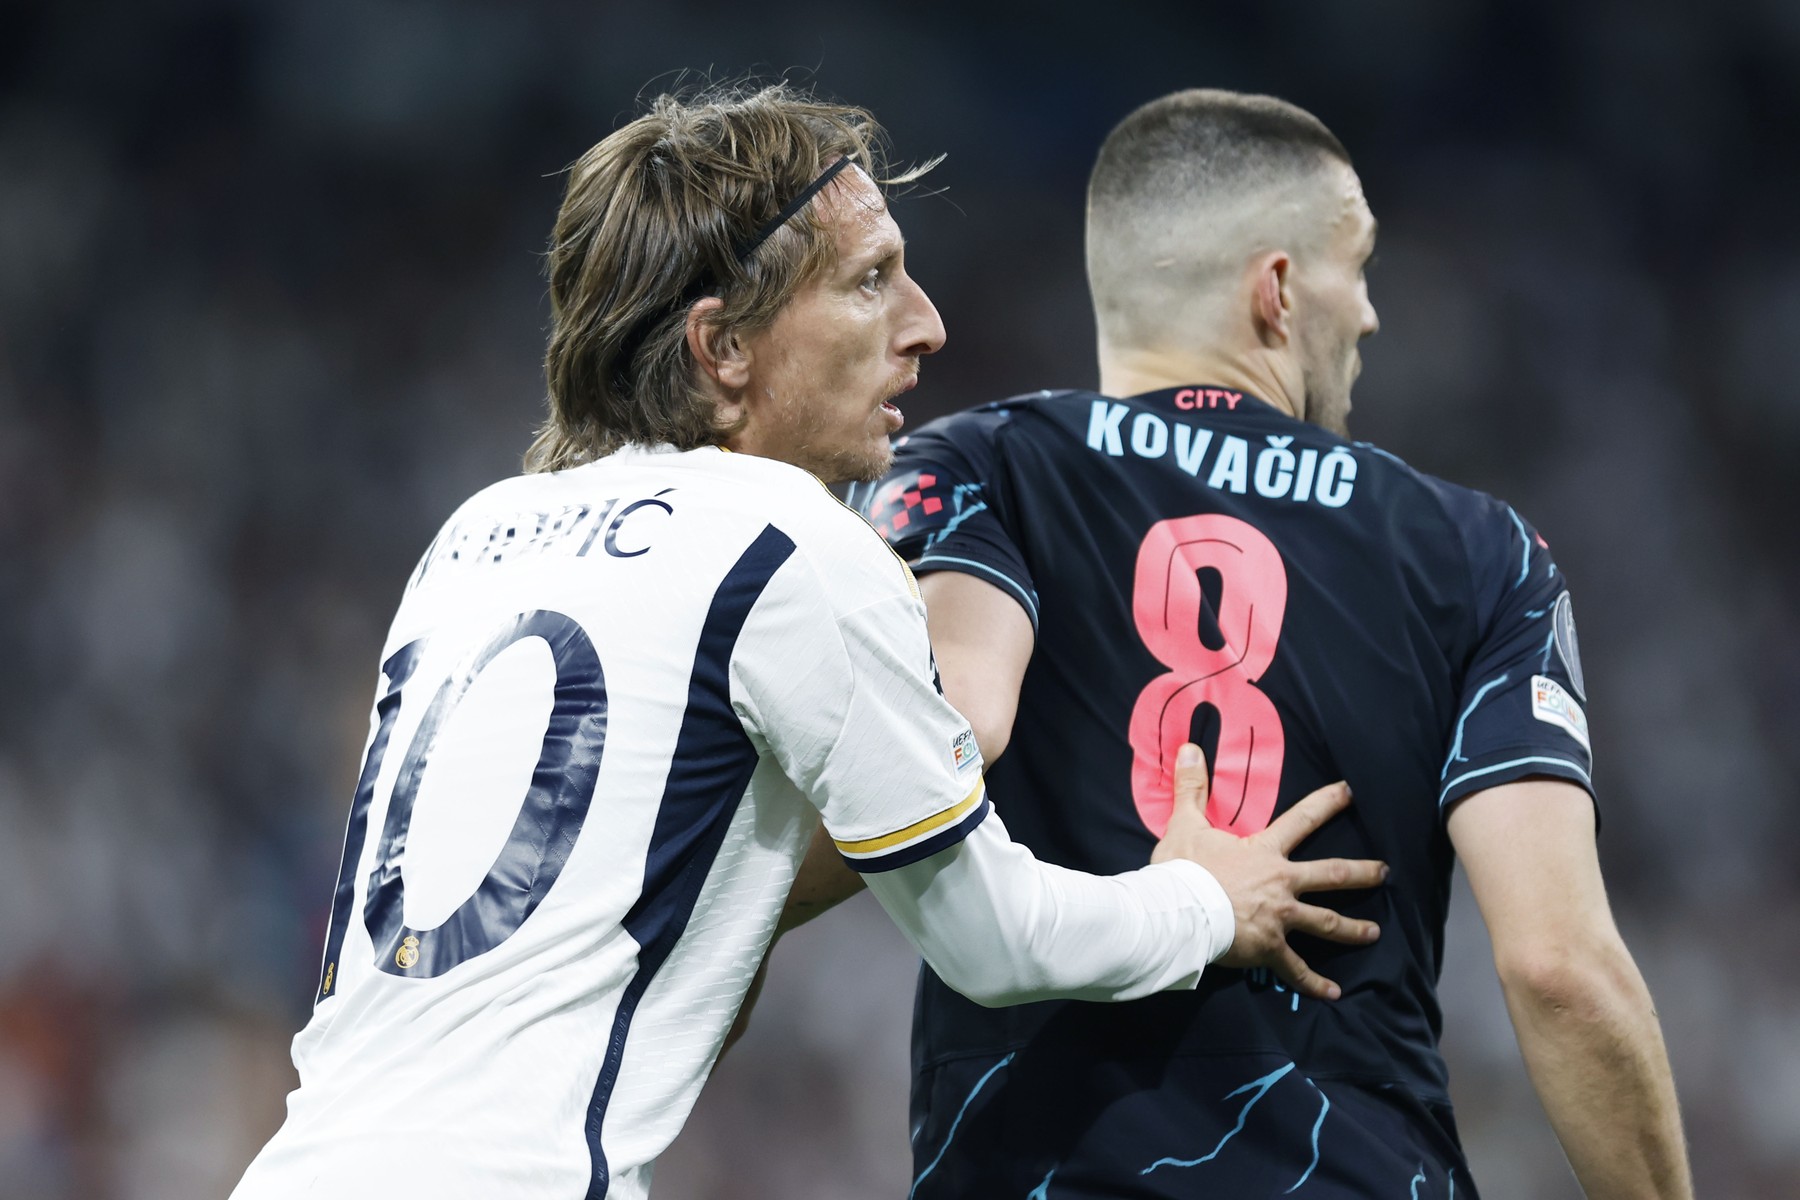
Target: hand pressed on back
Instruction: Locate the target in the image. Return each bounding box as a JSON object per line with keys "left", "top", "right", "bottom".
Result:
{"left": 1151, "top": 742, "right": 1386, "bottom": 1000}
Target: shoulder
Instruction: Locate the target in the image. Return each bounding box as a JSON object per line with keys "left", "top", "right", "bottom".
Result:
{"left": 434, "top": 471, "right": 546, "bottom": 523}
{"left": 1349, "top": 439, "right": 1557, "bottom": 616}
{"left": 851, "top": 393, "right": 1086, "bottom": 550}
{"left": 1347, "top": 438, "right": 1520, "bottom": 540}
{"left": 408, "top": 471, "right": 558, "bottom": 570}
{"left": 719, "top": 453, "right": 923, "bottom": 614}
{"left": 862, "top": 390, "right": 1087, "bottom": 513}
{"left": 896, "top": 389, "right": 1083, "bottom": 457}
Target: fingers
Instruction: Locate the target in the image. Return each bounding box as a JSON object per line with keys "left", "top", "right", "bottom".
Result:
{"left": 1263, "top": 780, "right": 1352, "bottom": 853}
{"left": 1284, "top": 902, "right": 1381, "bottom": 946}
{"left": 1288, "top": 856, "right": 1388, "bottom": 894}
{"left": 1269, "top": 943, "right": 1343, "bottom": 1002}
{"left": 1170, "top": 742, "right": 1211, "bottom": 815}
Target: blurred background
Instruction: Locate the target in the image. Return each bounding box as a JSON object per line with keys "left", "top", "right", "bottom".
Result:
{"left": 3, "top": 0, "right": 1797, "bottom": 1195}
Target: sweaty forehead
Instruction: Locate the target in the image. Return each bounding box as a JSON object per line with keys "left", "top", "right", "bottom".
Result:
{"left": 818, "top": 166, "right": 899, "bottom": 257}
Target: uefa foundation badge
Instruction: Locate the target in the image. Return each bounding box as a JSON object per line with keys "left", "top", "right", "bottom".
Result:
{"left": 1530, "top": 674, "right": 1590, "bottom": 751}
{"left": 951, "top": 728, "right": 980, "bottom": 774}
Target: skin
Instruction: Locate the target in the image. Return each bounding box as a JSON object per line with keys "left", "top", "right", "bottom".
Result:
{"left": 687, "top": 165, "right": 945, "bottom": 483}
{"left": 742, "top": 146, "right": 1693, "bottom": 1196}
{"left": 1449, "top": 781, "right": 1693, "bottom": 1198}
{"left": 758, "top": 574, "right": 1380, "bottom": 1003}
{"left": 934, "top": 155, "right": 1693, "bottom": 1198}
{"left": 1152, "top": 745, "right": 1384, "bottom": 997}
{"left": 1098, "top": 159, "right": 1379, "bottom": 434}
{"left": 714, "top": 160, "right": 1391, "bottom": 1052}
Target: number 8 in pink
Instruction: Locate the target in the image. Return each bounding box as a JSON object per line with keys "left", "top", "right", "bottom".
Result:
{"left": 1128, "top": 514, "right": 1289, "bottom": 838}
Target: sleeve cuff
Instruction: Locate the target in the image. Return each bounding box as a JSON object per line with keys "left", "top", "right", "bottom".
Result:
{"left": 833, "top": 781, "right": 991, "bottom": 873}
{"left": 1438, "top": 754, "right": 1594, "bottom": 810}
{"left": 1149, "top": 858, "right": 1237, "bottom": 968}
{"left": 909, "top": 554, "right": 1040, "bottom": 632}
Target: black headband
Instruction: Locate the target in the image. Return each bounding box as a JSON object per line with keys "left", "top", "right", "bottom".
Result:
{"left": 611, "top": 156, "right": 856, "bottom": 388}
{"left": 731, "top": 155, "right": 854, "bottom": 263}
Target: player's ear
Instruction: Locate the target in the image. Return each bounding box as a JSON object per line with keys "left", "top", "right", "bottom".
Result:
{"left": 1250, "top": 251, "right": 1293, "bottom": 347}
{"left": 686, "top": 298, "right": 752, "bottom": 391}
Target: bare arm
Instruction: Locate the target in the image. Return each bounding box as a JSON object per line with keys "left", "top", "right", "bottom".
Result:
{"left": 918, "top": 570, "right": 1036, "bottom": 764}
{"left": 910, "top": 573, "right": 1384, "bottom": 996}
{"left": 1448, "top": 778, "right": 1692, "bottom": 1199}
{"left": 864, "top": 746, "right": 1384, "bottom": 1007}
{"left": 762, "top": 569, "right": 1376, "bottom": 985}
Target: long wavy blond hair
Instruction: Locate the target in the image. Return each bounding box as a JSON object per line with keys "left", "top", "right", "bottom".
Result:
{"left": 528, "top": 82, "right": 930, "bottom": 472}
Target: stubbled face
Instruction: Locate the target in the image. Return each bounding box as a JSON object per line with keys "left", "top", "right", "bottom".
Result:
{"left": 732, "top": 167, "right": 946, "bottom": 483}
{"left": 1292, "top": 164, "right": 1380, "bottom": 436}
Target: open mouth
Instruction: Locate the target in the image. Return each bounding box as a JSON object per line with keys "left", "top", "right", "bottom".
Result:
{"left": 881, "top": 375, "right": 916, "bottom": 429}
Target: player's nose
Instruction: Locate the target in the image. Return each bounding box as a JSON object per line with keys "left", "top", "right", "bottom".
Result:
{"left": 898, "top": 273, "right": 947, "bottom": 358}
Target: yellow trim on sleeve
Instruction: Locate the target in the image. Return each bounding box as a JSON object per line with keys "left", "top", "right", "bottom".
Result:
{"left": 833, "top": 779, "right": 986, "bottom": 856}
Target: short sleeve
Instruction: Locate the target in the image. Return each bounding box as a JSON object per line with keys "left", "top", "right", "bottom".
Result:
{"left": 1438, "top": 499, "right": 1595, "bottom": 811}
{"left": 848, "top": 408, "right": 1041, "bottom": 631}
{"left": 730, "top": 534, "right": 991, "bottom": 872}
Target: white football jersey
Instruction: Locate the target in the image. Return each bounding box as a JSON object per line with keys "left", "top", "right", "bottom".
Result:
{"left": 232, "top": 444, "right": 988, "bottom": 1200}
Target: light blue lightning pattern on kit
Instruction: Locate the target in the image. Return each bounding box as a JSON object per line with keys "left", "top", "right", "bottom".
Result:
{"left": 1409, "top": 1164, "right": 1427, "bottom": 1199}
{"left": 1141, "top": 1062, "right": 1295, "bottom": 1175}
{"left": 922, "top": 482, "right": 989, "bottom": 550}
{"left": 910, "top": 1052, "right": 1014, "bottom": 1199}
{"left": 1441, "top": 673, "right": 1510, "bottom": 779}
{"left": 1523, "top": 607, "right": 1546, "bottom": 619}
{"left": 1449, "top": 1168, "right": 1456, "bottom": 1199}
{"left": 1027, "top": 1168, "right": 1055, "bottom": 1199}
{"left": 1539, "top": 628, "right": 1557, "bottom": 672}
{"left": 1506, "top": 508, "right": 1530, "bottom": 587}
{"left": 1285, "top": 1079, "right": 1330, "bottom": 1193}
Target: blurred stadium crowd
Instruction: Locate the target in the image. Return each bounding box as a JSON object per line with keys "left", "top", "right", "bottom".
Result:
{"left": 2, "top": 1, "right": 1797, "bottom": 1196}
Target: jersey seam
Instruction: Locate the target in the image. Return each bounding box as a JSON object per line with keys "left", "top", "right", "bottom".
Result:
{"left": 910, "top": 555, "right": 1040, "bottom": 628}
{"left": 1438, "top": 754, "right": 1592, "bottom": 805}
{"left": 1430, "top": 484, "right": 1489, "bottom": 662}
{"left": 820, "top": 477, "right": 924, "bottom": 601}
{"left": 982, "top": 401, "right": 1039, "bottom": 626}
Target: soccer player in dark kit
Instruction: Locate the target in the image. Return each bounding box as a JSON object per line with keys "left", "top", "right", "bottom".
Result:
{"left": 841, "top": 91, "right": 1693, "bottom": 1198}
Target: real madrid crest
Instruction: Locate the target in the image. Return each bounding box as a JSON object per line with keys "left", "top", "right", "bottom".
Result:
{"left": 396, "top": 935, "right": 421, "bottom": 969}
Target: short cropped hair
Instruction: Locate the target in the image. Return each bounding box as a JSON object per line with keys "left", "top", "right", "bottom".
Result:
{"left": 1089, "top": 89, "right": 1348, "bottom": 224}
{"left": 528, "top": 83, "right": 923, "bottom": 471}
{"left": 1087, "top": 90, "right": 1353, "bottom": 339}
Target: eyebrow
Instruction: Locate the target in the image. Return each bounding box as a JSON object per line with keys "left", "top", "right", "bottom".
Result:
{"left": 850, "top": 235, "right": 906, "bottom": 275}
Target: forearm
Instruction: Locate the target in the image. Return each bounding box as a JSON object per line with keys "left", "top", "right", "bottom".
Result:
{"left": 863, "top": 810, "right": 1234, "bottom": 1007}
{"left": 1501, "top": 942, "right": 1692, "bottom": 1200}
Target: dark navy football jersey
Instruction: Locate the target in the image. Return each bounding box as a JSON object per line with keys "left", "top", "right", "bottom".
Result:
{"left": 849, "top": 386, "right": 1595, "bottom": 1199}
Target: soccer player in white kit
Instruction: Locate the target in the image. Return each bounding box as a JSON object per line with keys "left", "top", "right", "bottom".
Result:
{"left": 231, "top": 84, "right": 1388, "bottom": 1200}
